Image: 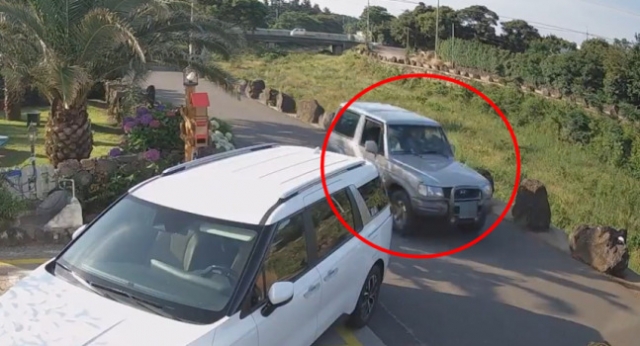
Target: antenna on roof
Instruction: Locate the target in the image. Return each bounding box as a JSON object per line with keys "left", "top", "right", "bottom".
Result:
{"left": 313, "top": 147, "right": 321, "bottom": 155}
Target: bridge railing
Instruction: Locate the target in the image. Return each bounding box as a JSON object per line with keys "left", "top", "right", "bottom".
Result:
{"left": 247, "top": 28, "right": 359, "bottom": 42}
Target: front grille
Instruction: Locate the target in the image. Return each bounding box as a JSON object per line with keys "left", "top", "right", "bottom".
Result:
{"left": 443, "top": 187, "right": 452, "bottom": 198}
{"left": 453, "top": 188, "right": 481, "bottom": 200}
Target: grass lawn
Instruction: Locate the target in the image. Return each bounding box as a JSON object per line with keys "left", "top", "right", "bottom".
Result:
{"left": 221, "top": 52, "right": 640, "bottom": 270}
{"left": 0, "top": 106, "right": 122, "bottom": 168}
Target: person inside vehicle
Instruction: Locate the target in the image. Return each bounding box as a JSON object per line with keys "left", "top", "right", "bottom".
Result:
{"left": 403, "top": 127, "right": 428, "bottom": 154}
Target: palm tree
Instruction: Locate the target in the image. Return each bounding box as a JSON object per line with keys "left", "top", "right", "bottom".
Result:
{"left": 0, "top": 0, "right": 244, "bottom": 166}
{"left": 0, "top": 21, "right": 39, "bottom": 121}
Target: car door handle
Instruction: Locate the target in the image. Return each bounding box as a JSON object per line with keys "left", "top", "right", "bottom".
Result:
{"left": 324, "top": 268, "right": 339, "bottom": 281}
{"left": 303, "top": 283, "right": 321, "bottom": 298}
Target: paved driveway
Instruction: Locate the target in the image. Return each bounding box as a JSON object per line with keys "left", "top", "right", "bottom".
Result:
{"left": 142, "top": 71, "right": 640, "bottom": 346}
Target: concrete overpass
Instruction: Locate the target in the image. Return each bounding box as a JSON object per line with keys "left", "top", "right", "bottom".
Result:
{"left": 244, "top": 28, "right": 363, "bottom": 54}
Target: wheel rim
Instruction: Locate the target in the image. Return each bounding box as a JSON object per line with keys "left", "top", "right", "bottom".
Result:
{"left": 392, "top": 199, "right": 407, "bottom": 229}
{"left": 360, "top": 272, "right": 380, "bottom": 320}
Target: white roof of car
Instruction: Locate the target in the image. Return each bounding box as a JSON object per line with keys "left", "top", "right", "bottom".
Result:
{"left": 341, "top": 101, "right": 440, "bottom": 126}
{"left": 130, "top": 145, "right": 371, "bottom": 225}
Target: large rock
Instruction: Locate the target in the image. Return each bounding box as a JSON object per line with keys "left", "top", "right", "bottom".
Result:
{"left": 322, "top": 112, "right": 335, "bottom": 129}
{"left": 247, "top": 79, "right": 265, "bottom": 99}
{"left": 276, "top": 93, "right": 296, "bottom": 113}
{"left": 569, "top": 225, "right": 629, "bottom": 277}
{"left": 297, "top": 99, "right": 324, "bottom": 124}
{"left": 259, "top": 88, "right": 278, "bottom": 107}
{"left": 511, "top": 179, "right": 551, "bottom": 232}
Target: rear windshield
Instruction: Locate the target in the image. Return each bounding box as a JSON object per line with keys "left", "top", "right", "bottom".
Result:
{"left": 57, "top": 195, "right": 260, "bottom": 324}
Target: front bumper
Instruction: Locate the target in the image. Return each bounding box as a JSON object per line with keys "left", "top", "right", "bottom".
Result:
{"left": 411, "top": 186, "right": 491, "bottom": 224}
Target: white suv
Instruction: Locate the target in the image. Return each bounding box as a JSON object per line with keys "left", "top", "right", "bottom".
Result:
{"left": 0, "top": 144, "right": 393, "bottom": 346}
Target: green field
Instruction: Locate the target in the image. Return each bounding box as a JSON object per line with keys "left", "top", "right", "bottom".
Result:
{"left": 0, "top": 106, "right": 122, "bottom": 168}
{"left": 221, "top": 51, "right": 640, "bottom": 270}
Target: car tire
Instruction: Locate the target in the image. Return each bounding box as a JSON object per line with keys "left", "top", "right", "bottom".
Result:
{"left": 390, "top": 189, "right": 416, "bottom": 236}
{"left": 346, "top": 264, "right": 383, "bottom": 329}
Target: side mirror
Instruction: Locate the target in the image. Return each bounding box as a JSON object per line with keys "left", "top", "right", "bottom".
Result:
{"left": 364, "top": 140, "right": 379, "bottom": 154}
{"left": 268, "top": 281, "right": 294, "bottom": 307}
{"left": 450, "top": 144, "right": 456, "bottom": 155}
{"left": 72, "top": 224, "right": 87, "bottom": 240}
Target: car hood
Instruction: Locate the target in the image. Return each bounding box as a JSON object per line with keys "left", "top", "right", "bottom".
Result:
{"left": 390, "top": 154, "right": 488, "bottom": 187}
{"left": 0, "top": 266, "right": 218, "bottom": 346}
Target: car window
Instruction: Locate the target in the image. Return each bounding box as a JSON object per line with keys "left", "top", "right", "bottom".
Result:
{"left": 252, "top": 212, "right": 308, "bottom": 305}
{"left": 357, "top": 176, "right": 390, "bottom": 219}
{"left": 359, "top": 118, "right": 385, "bottom": 154}
{"left": 57, "top": 195, "right": 259, "bottom": 324}
{"left": 333, "top": 110, "right": 360, "bottom": 138}
{"left": 387, "top": 124, "right": 452, "bottom": 156}
{"left": 308, "top": 189, "right": 356, "bottom": 259}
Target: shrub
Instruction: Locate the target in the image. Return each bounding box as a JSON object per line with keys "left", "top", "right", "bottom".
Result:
{"left": 516, "top": 96, "right": 547, "bottom": 126}
{"left": 553, "top": 108, "right": 593, "bottom": 145}
{"left": 0, "top": 185, "right": 28, "bottom": 222}
{"left": 121, "top": 102, "right": 182, "bottom": 155}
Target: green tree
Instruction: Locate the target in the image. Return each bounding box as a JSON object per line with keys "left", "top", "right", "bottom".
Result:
{"left": 455, "top": 5, "right": 499, "bottom": 44}
{"left": 500, "top": 19, "right": 540, "bottom": 53}
{"left": 0, "top": 0, "right": 243, "bottom": 166}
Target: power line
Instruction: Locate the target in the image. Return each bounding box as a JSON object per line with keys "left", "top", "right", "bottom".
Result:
{"left": 374, "top": 0, "right": 613, "bottom": 40}
{"left": 576, "top": 0, "right": 640, "bottom": 18}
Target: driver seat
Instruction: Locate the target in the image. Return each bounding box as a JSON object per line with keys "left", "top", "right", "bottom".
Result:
{"left": 183, "top": 230, "right": 238, "bottom": 272}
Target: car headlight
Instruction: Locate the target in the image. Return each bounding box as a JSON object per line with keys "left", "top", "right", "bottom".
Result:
{"left": 418, "top": 184, "right": 444, "bottom": 197}
{"left": 481, "top": 182, "right": 493, "bottom": 197}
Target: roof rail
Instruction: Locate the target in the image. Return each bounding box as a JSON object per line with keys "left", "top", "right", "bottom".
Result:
{"left": 279, "top": 160, "right": 366, "bottom": 200}
{"left": 161, "top": 143, "right": 280, "bottom": 176}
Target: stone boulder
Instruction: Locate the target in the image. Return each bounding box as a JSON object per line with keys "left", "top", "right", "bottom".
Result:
{"left": 511, "top": 179, "right": 551, "bottom": 232}
{"left": 391, "top": 57, "right": 397, "bottom": 63}
{"left": 569, "top": 225, "right": 629, "bottom": 277}
{"left": 276, "top": 92, "right": 296, "bottom": 113}
{"left": 259, "top": 88, "right": 278, "bottom": 107}
{"left": 322, "top": 112, "right": 335, "bottom": 129}
{"left": 247, "top": 79, "right": 265, "bottom": 99}
{"left": 297, "top": 99, "right": 324, "bottom": 124}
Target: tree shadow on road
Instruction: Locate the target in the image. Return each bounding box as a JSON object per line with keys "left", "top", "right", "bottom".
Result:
{"left": 155, "top": 88, "right": 186, "bottom": 107}
{"left": 228, "top": 119, "right": 327, "bottom": 148}
{"left": 376, "top": 215, "right": 638, "bottom": 345}
{"left": 369, "top": 283, "right": 605, "bottom": 346}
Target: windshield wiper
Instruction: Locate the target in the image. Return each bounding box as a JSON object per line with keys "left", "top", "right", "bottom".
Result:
{"left": 87, "top": 281, "right": 187, "bottom": 321}
{"left": 55, "top": 261, "right": 181, "bottom": 320}
{"left": 55, "top": 261, "right": 112, "bottom": 299}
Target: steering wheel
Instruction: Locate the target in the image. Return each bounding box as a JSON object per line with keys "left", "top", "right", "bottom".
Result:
{"left": 195, "top": 264, "right": 239, "bottom": 282}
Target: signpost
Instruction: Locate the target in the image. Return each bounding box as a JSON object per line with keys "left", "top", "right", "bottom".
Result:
{"left": 179, "top": 66, "right": 210, "bottom": 162}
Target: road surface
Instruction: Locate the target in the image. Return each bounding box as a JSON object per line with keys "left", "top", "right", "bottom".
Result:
{"left": 2, "top": 71, "right": 639, "bottom": 346}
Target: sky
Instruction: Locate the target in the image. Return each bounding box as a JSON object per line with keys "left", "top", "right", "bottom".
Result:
{"left": 310, "top": 0, "right": 640, "bottom": 44}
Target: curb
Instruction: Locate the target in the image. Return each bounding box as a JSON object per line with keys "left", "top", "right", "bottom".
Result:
{"left": 490, "top": 199, "right": 640, "bottom": 294}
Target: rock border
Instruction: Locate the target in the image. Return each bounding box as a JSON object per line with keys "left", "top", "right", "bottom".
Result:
{"left": 490, "top": 199, "right": 640, "bottom": 294}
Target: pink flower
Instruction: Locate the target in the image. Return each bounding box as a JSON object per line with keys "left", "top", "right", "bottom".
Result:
{"left": 149, "top": 119, "right": 161, "bottom": 128}
{"left": 123, "top": 122, "right": 135, "bottom": 133}
{"left": 144, "top": 148, "right": 161, "bottom": 161}
{"left": 166, "top": 110, "right": 176, "bottom": 117}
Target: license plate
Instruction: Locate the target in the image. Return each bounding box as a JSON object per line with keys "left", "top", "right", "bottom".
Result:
{"left": 456, "top": 202, "right": 477, "bottom": 219}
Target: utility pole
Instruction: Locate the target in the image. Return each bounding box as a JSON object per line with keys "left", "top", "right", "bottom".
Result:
{"left": 434, "top": 0, "right": 440, "bottom": 58}
{"left": 366, "top": 0, "right": 370, "bottom": 46}
{"left": 189, "top": 0, "right": 194, "bottom": 58}
{"left": 451, "top": 23, "right": 455, "bottom": 67}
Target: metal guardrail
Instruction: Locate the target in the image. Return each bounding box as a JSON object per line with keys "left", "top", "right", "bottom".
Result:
{"left": 246, "top": 28, "right": 363, "bottom": 42}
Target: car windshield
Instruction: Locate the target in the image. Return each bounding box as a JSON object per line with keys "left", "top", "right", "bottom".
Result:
{"left": 56, "top": 195, "right": 259, "bottom": 324}
{"left": 386, "top": 124, "right": 452, "bottom": 157}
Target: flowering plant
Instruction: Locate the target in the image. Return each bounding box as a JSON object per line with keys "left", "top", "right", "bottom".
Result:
{"left": 209, "top": 117, "right": 235, "bottom": 152}
{"left": 115, "top": 101, "right": 182, "bottom": 160}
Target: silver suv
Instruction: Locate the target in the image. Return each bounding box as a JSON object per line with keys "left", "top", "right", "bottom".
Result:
{"left": 327, "top": 102, "right": 493, "bottom": 235}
